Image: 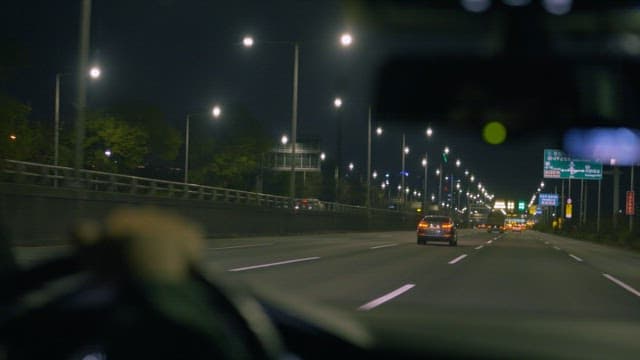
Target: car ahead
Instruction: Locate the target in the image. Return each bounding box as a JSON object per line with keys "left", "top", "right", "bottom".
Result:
{"left": 294, "top": 198, "right": 325, "bottom": 211}
{"left": 417, "top": 215, "right": 457, "bottom": 246}
{"left": 487, "top": 224, "right": 504, "bottom": 234}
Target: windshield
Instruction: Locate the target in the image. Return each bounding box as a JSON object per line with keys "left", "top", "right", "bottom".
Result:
{"left": 3, "top": 0, "right": 640, "bottom": 358}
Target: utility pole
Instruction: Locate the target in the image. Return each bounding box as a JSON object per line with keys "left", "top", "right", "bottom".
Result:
{"left": 613, "top": 166, "right": 621, "bottom": 229}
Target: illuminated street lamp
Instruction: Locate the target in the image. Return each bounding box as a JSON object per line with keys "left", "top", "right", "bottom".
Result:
{"left": 281, "top": 134, "right": 289, "bottom": 145}
{"left": 376, "top": 126, "right": 383, "bottom": 136}
{"left": 89, "top": 66, "right": 101, "bottom": 79}
{"left": 401, "top": 134, "right": 410, "bottom": 206}
{"left": 333, "top": 97, "right": 343, "bottom": 108}
{"left": 54, "top": 67, "right": 102, "bottom": 168}
{"left": 212, "top": 105, "right": 222, "bottom": 118}
{"left": 455, "top": 159, "right": 461, "bottom": 167}
{"left": 372, "top": 170, "right": 378, "bottom": 179}
{"left": 340, "top": 33, "right": 353, "bottom": 47}
{"left": 426, "top": 127, "right": 433, "bottom": 137}
{"left": 242, "top": 35, "right": 254, "bottom": 48}
{"left": 320, "top": 152, "right": 326, "bottom": 161}
{"left": 348, "top": 162, "right": 354, "bottom": 171}
{"left": 184, "top": 105, "right": 223, "bottom": 183}
{"left": 104, "top": 149, "right": 112, "bottom": 157}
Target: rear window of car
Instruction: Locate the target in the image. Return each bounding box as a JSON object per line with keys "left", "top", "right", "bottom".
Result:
{"left": 424, "top": 216, "right": 451, "bottom": 223}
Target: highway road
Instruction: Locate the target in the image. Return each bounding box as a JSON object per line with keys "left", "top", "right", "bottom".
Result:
{"left": 202, "top": 229, "right": 640, "bottom": 314}
{"left": 201, "top": 229, "right": 640, "bottom": 358}
{"left": 12, "top": 229, "right": 640, "bottom": 358}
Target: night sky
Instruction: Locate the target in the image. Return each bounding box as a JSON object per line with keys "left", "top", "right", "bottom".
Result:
{"left": 4, "top": 0, "right": 638, "bottom": 203}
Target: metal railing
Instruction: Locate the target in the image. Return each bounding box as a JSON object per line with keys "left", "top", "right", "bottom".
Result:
{"left": 1, "top": 159, "right": 405, "bottom": 216}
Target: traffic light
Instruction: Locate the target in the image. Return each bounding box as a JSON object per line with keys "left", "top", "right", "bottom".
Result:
{"left": 442, "top": 152, "right": 448, "bottom": 163}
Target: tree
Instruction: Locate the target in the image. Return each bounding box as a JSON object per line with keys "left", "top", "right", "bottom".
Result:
{"left": 188, "top": 105, "right": 271, "bottom": 190}
{"left": 110, "top": 103, "right": 182, "bottom": 163}
{"left": 84, "top": 111, "right": 149, "bottom": 172}
{"left": 0, "top": 93, "right": 48, "bottom": 162}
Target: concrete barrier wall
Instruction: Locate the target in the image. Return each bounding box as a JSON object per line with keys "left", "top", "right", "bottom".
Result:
{"left": 1, "top": 183, "right": 420, "bottom": 246}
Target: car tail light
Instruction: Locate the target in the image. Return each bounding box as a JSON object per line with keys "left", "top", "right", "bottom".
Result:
{"left": 442, "top": 223, "right": 453, "bottom": 230}
{"left": 418, "top": 220, "right": 429, "bottom": 230}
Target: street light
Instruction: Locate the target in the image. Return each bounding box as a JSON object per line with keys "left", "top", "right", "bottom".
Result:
{"left": 376, "top": 126, "right": 383, "bottom": 136}
{"left": 422, "top": 156, "right": 429, "bottom": 212}
{"left": 243, "top": 35, "right": 300, "bottom": 204}
{"left": 372, "top": 170, "right": 378, "bottom": 179}
{"left": 401, "top": 134, "right": 410, "bottom": 206}
{"left": 426, "top": 127, "right": 433, "bottom": 137}
{"left": 333, "top": 97, "right": 343, "bottom": 108}
{"left": 340, "top": 33, "right": 353, "bottom": 47}
{"left": 89, "top": 66, "right": 101, "bottom": 79}
{"left": 348, "top": 162, "right": 354, "bottom": 171}
{"left": 242, "top": 36, "right": 254, "bottom": 48}
{"left": 456, "top": 159, "right": 461, "bottom": 167}
{"left": 9, "top": 134, "right": 17, "bottom": 141}
{"left": 281, "top": 134, "right": 289, "bottom": 145}
{"left": 54, "top": 68, "right": 103, "bottom": 168}
{"left": 184, "top": 105, "right": 223, "bottom": 183}
{"left": 320, "top": 152, "right": 326, "bottom": 161}
{"left": 212, "top": 105, "right": 222, "bottom": 118}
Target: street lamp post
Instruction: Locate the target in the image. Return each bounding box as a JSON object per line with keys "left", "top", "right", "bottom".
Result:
{"left": 437, "top": 167, "right": 442, "bottom": 206}
{"left": 422, "top": 156, "right": 428, "bottom": 213}
{"left": 401, "top": 134, "right": 409, "bottom": 207}
{"left": 333, "top": 97, "right": 342, "bottom": 202}
{"left": 54, "top": 73, "right": 66, "bottom": 168}
{"left": 184, "top": 106, "right": 221, "bottom": 183}
{"left": 366, "top": 106, "right": 372, "bottom": 208}
{"left": 289, "top": 42, "right": 300, "bottom": 205}
{"left": 243, "top": 33, "right": 351, "bottom": 205}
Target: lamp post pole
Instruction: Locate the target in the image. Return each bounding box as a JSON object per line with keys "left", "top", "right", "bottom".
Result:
{"left": 289, "top": 42, "right": 300, "bottom": 206}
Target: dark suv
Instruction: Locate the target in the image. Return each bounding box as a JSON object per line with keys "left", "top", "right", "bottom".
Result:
{"left": 417, "top": 215, "right": 457, "bottom": 246}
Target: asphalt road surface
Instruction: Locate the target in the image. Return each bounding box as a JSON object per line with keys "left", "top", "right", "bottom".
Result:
{"left": 201, "top": 229, "right": 640, "bottom": 358}
{"left": 12, "top": 229, "right": 640, "bottom": 358}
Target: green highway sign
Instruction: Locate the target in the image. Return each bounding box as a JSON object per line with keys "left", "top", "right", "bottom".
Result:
{"left": 543, "top": 149, "right": 603, "bottom": 180}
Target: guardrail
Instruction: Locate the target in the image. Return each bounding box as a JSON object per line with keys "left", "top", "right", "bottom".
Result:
{"left": 1, "top": 159, "right": 405, "bottom": 216}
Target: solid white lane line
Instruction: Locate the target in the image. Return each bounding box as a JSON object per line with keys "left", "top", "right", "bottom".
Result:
{"left": 553, "top": 246, "right": 561, "bottom": 250}
{"left": 569, "top": 254, "right": 583, "bottom": 262}
{"left": 603, "top": 274, "right": 640, "bottom": 298}
{"left": 487, "top": 240, "right": 493, "bottom": 244}
{"left": 370, "top": 243, "right": 398, "bottom": 249}
{"left": 210, "top": 243, "right": 273, "bottom": 250}
{"left": 448, "top": 254, "right": 468, "bottom": 265}
{"left": 475, "top": 245, "right": 484, "bottom": 250}
{"left": 358, "top": 284, "right": 415, "bottom": 311}
{"left": 228, "top": 257, "right": 320, "bottom": 272}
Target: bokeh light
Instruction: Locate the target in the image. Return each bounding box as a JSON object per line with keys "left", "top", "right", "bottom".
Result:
{"left": 482, "top": 121, "right": 507, "bottom": 145}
